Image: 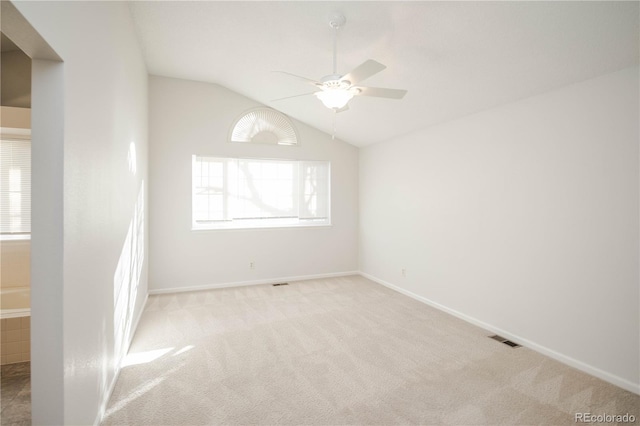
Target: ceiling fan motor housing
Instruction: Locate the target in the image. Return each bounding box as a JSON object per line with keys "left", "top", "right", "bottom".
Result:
{"left": 321, "top": 74, "right": 351, "bottom": 89}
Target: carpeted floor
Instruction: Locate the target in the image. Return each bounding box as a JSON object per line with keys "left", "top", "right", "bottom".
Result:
{"left": 103, "top": 275, "right": 639, "bottom": 425}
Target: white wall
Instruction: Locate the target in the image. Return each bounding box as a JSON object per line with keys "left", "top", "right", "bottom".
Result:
{"left": 149, "top": 76, "right": 358, "bottom": 292}
{"left": 12, "top": 2, "right": 149, "bottom": 424}
{"left": 360, "top": 67, "right": 639, "bottom": 392}
{"left": 31, "top": 58, "right": 65, "bottom": 426}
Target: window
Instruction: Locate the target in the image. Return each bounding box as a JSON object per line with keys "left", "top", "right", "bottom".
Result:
{"left": 229, "top": 108, "right": 298, "bottom": 146}
{"left": 0, "top": 128, "right": 31, "bottom": 239}
{"left": 192, "top": 156, "right": 330, "bottom": 230}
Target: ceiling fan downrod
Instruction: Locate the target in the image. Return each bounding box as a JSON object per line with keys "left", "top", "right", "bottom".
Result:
{"left": 328, "top": 12, "right": 346, "bottom": 75}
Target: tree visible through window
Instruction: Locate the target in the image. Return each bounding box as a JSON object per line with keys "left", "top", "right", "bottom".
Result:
{"left": 192, "top": 156, "right": 330, "bottom": 229}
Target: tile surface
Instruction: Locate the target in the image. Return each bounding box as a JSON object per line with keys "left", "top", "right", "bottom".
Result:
{"left": 1, "top": 362, "right": 31, "bottom": 425}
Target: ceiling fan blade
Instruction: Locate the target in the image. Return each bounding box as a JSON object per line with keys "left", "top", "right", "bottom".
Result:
{"left": 341, "top": 60, "right": 386, "bottom": 85}
{"left": 273, "top": 71, "right": 322, "bottom": 86}
{"left": 356, "top": 86, "right": 407, "bottom": 99}
{"left": 271, "top": 92, "right": 317, "bottom": 102}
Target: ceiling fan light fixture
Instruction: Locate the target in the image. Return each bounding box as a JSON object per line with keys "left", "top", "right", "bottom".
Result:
{"left": 315, "top": 88, "right": 355, "bottom": 110}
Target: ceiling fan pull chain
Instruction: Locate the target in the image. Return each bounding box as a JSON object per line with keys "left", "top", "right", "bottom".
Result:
{"left": 332, "top": 109, "right": 337, "bottom": 140}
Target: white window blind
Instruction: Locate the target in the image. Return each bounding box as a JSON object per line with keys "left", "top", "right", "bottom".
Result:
{"left": 192, "top": 156, "right": 330, "bottom": 229}
{"left": 1, "top": 134, "right": 31, "bottom": 235}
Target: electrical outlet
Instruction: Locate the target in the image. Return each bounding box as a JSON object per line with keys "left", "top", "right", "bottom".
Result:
{"left": 401, "top": 268, "right": 406, "bottom": 277}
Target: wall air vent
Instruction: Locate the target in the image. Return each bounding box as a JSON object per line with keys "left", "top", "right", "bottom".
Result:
{"left": 489, "top": 335, "right": 521, "bottom": 348}
{"left": 230, "top": 107, "right": 298, "bottom": 146}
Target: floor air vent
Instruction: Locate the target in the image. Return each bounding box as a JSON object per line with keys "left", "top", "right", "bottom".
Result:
{"left": 272, "top": 283, "right": 289, "bottom": 286}
{"left": 489, "top": 335, "right": 521, "bottom": 348}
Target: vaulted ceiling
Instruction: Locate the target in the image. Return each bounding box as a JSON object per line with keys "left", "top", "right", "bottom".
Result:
{"left": 130, "top": 1, "right": 639, "bottom": 147}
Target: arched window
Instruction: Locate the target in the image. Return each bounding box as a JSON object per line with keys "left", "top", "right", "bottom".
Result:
{"left": 229, "top": 107, "right": 298, "bottom": 146}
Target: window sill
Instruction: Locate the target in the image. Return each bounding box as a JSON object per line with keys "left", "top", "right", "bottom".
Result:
{"left": 192, "top": 221, "right": 331, "bottom": 231}
{"left": 0, "top": 234, "right": 31, "bottom": 242}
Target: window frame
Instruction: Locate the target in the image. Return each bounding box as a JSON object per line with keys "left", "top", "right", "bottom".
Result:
{"left": 191, "top": 155, "right": 331, "bottom": 231}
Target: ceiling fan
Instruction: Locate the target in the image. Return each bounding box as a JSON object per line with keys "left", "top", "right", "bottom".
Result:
{"left": 273, "top": 12, "right": 407, "bottom": 112}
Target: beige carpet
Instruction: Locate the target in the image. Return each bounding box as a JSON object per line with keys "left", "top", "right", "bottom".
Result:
{"left": 103, "top": 275, "right": 639, "bottom": 425}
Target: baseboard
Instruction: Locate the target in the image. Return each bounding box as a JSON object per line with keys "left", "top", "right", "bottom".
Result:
{"left": 359, "top": 271, "right": 640, "bottom": 396}
{"left": 94, "top": 292, "right": 150, "bottom": 426}
{"left": 148, "top": 271, "right": 360, "bottom": 295}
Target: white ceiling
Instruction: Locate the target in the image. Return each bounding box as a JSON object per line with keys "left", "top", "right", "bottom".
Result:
{"left": 130, "top": 1, "right": 639, "bottom": 147}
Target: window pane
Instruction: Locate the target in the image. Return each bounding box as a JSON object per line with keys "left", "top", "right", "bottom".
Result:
{"left": 236, "top": 159, "right": 297, "bottom": 219}
{"left": 300, "top": 161, "right": 329, "bottom": 220}
{"left": 192, "top": 156, "right": 227, "bottom": 223}
{"left": 1, "top": 137, "right": 31, "bottom": 234}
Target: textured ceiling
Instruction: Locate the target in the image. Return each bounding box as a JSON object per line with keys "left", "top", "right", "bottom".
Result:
{"left": 130, "top": 1, "right": 639, "bottom": 147}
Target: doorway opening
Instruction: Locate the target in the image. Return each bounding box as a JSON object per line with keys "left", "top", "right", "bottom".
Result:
{"left": 0, "top": 30, "right": 32, "bottom": 425}
{"left": 1, "top": 1, "right": 65, "bottom": 423}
